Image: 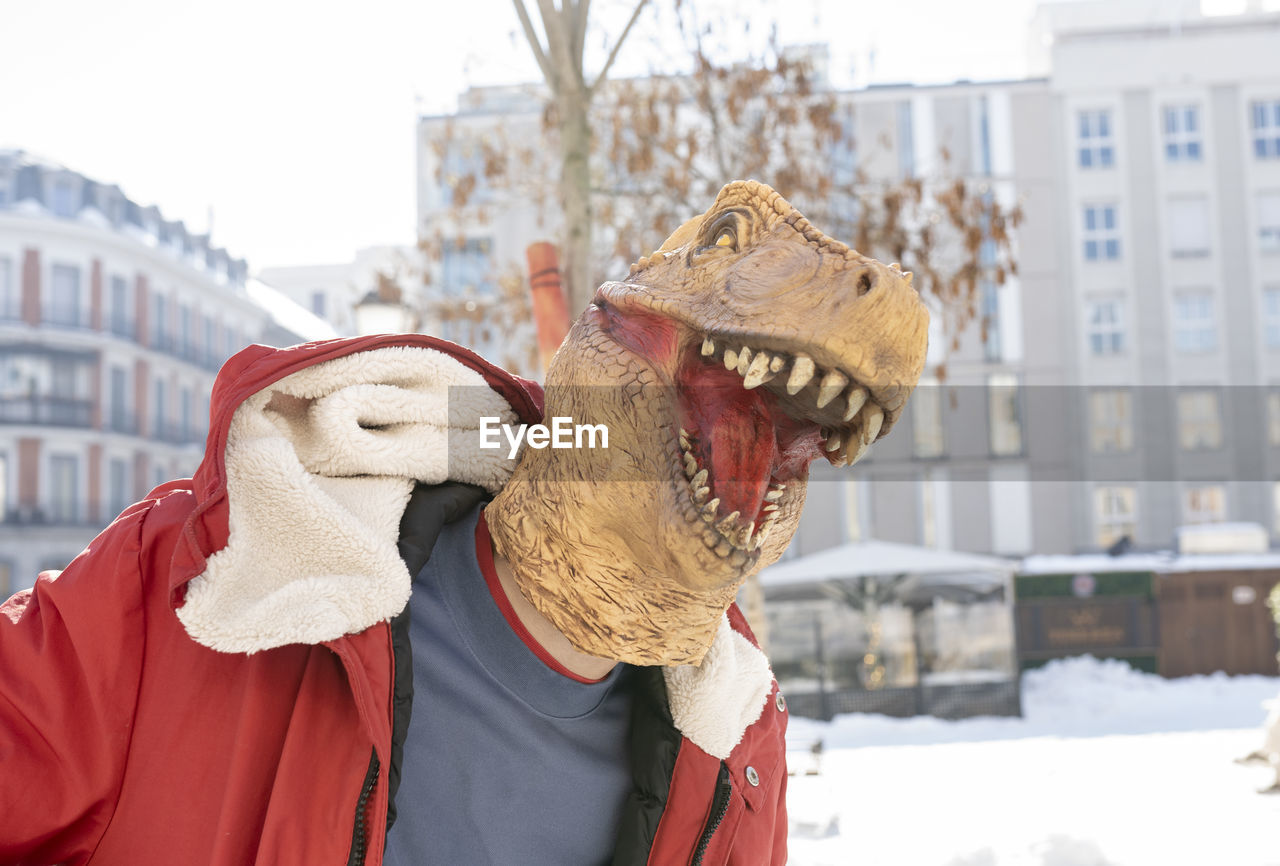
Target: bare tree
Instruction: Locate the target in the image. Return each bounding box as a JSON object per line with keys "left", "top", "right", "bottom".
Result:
{"left": 418, "top": 7, "right": 1022, "bottom": 373}
{"left": 510, "top": 0, "right": 651, "bottom": 313}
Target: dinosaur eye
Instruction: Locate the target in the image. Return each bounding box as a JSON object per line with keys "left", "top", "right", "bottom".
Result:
{"left": 715, "top": 228, "right": 735, "bottom": 248}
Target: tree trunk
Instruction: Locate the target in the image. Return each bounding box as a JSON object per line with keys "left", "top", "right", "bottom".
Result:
{"left": 558, "top": 88, "right": 595, "bottom": 315}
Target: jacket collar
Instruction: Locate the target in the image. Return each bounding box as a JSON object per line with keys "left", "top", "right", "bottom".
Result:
{"left": 174, "top": 339, "right": 771, "bottom": 759}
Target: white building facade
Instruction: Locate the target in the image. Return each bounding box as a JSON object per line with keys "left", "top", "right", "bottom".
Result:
{"left": 0, "top": 151, "right": 325, "bottom": 593}
{"left": 414, "top": 1, "right": 1280, "bottom": 558}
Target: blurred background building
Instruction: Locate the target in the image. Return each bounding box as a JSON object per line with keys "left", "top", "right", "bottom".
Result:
{"left": 414, "top": 0, "right": 1280, "bottom": 560}
{"left": 0, "top": 150, "right": 333, "bottom": 594}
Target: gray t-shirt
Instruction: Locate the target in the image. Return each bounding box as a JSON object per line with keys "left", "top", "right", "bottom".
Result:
{"left": 383, "top": 505, "right": 634, "bottom": 865}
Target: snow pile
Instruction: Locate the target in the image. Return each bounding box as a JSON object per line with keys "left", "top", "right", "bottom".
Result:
{"left": 785, "top": 657, "right": 1280, "bottom": 866}
{"left": 787, "top": 656, "right": 1280, "bottom": 750}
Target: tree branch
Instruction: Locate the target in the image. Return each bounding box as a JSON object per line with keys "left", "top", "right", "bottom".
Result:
{"left": 535, "top": 0, "right": 568, "bottom": 76}
{"left": 571, "top": 0, "right": 590, "bottom": 76}
{"left": 512, "top": 0, "right": 556, "bottom": 86}
{"left": 589, "top": 0, "right": 649, "bottom": 96}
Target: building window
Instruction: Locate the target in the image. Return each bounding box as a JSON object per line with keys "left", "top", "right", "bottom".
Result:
{"left": 1252, "top": 99, "right": 1280, "bottom": 160}
{"left": 981, "top": 278, "right": 1001, "bottom": 362}
{"left": 896, "top": 100, "right": 915, "bottom": 179}
{"left": 109, "top": 457, "right": 129, "bottom": 519}
{"left": 1163, "top": 105, "right": 1202, "bottom": 162}
{"left": 1172, "top": 292, "right": 1217, "bottom": 353}
{"left": 1259, "top": 192, "right": 1280, "bottom": 253}
{"left": 109, "top": 366, "right": 130, "bottom": 433}
{"left": 1183, "top": 485, "right": 1226, "bottom": 525}
{"left": 911, "top": 379, "right": 944, "bottom": 458}
{"left": 1167, "top": 197, "right": 1211, "bottom": 258}
{"left": 203, "top": 316, "right": 216, "bottom": 365}
{"left": 1264, "top": 289, "right": 1280, "bottom": 348}
{"left": 842, "top": 478, "right": 864, "bottom": 543}
{"left": 0, "top": 453, "right": 8, "bottom": 521}
{"left": 988, "top": 374, "right": 1022, "bottom": 456}
{"left": 109, "top": 275, "right": 133, "bottom": 338}
{"left": 49, "top": 264, "right": 81, "bottom": 327}
{"left": 1177, "top": 390, "right": 1222, "bottom": 450}
{"left": 1094, "top": 485, "right": 1136, "bottom": 548}
{"left": 310, "top": 291, "right": 327, "bottom": 318}
{"left": 178, "top": 304, "right": 191, "bottom": 358}
{"left": 1083, "top": 205, "right": 1121, "bottom": 261}
{"left": 51, "top": 178, "right": 77, "bottom": 217}
{"left": 153, "top": 379, "right": 168, "bottom": 440}
{"left": 1089, "top": 389, "right": 1133, "bottom": 453}
{"left": 0, "top": 256, "right": 16, "bottom": 319}
{"left": 440, "top": 239, "right": 495, "bottom": 299}
{"left": 151, "top": 292, "right": 169, "bottom": 352}
{"left": 1269, "top": 391, "right": 1280, "bottom": 446}
{"left": 1085, "top": 298, "right": 1126, "bottom": 356}
{"left": 180, "top": 386, "right": 193, "bottom": 441}
{"left": 1077, "top": 110, "right": 1115, "bottom": 169}
{"left": 49, "top": 454, "right": 79, "bottom": 523}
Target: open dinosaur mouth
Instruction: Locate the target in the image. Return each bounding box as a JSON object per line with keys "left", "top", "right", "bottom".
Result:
{"left": 588, "top": 293, "right": 885, "bottom": 562}
{"left": 674, "top": 334, "right": 885, "bottom": 558}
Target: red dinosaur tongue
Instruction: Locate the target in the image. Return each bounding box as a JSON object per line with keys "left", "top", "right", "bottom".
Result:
{"left": 679, "top": 363, "right": 778, "bottom": 523}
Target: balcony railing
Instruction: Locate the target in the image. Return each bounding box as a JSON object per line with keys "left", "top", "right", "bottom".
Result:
{"left": 151, "top": 420, "right": 204, "bottom": 445}
{"left": 0, "top": 396, "right": 93, "bottom": 427}
{"left": 108, "top": 409, "right": 138, "bottom": 435}
{"left": 109, "top": 316, "right": 137, "bottom": 340}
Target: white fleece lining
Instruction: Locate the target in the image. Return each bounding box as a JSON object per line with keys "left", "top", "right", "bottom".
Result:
{"left": 176, "top": 344, "right": 775, "bottom": 757}
{"left": 664, "top": 616, "right": 775, "bottom": 760}
{"left": 177, "top": 347, "right": 519, "bottom": 653}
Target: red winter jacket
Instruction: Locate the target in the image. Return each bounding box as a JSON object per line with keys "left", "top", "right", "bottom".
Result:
{"left": 0, "top": 335, "right": 787, "bottom": 866}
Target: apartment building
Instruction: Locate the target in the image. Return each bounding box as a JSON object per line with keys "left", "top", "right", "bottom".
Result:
{"left": 0, "top": 151, "right": 328, "bottom": 593}
{"left": 1030, "top": 0, "right": 1280, "bottom": 552}
{"left": 415, "top": 1, "right": 1280, "bottom": 557}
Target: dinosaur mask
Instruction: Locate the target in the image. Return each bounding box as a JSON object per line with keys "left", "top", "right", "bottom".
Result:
{"left": 485, "top": 180, "right": 929, "bottom": 666}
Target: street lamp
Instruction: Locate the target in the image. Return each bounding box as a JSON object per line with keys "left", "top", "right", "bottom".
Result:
{"left": 352, "top": 285, "right": 418, "bottom": 336}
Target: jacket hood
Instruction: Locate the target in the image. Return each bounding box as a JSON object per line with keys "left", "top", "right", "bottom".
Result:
{"left": 171, "top": 335, "right": 542, "bottom": 652}
{"left": 168, "top": 335, "right": 773, "bottom": 761}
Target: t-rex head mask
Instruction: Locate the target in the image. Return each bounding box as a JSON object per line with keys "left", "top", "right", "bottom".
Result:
{"left": 485, "top": 180, "right": 929, "bottom": 665}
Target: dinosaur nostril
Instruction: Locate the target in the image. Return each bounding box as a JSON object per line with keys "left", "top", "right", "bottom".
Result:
{"left": 856, "top": 272, "right": 873, "bottom": 296}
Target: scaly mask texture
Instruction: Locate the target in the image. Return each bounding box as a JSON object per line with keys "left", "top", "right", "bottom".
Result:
{"left": 485, "top": 180, "right": 930, "bottom": 666}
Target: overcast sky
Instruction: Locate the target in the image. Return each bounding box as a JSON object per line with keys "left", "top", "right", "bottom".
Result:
{"left": 3, "top": 0, "right": 1052, "bottom": 271}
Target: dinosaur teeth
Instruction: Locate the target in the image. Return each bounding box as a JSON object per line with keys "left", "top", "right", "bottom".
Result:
{"left": 764, "top": 484, "right": 785, "bottom": 501}
{"left": 762, "top": 502, "right": 780, "bottom": 513}
{"left": 694, "top": 485, "right": 710, "bottom": 503}
{"left": 723, "top": 348, "right": 739, "bottom": 371}
{"left": 742, "top": 352, "right": 772, "bottom": 389}
{"left": 691, "top": 468, "right": 708, "bottom": 490}
{"left": 861, "top": 405, "right": 885, "bottom": 445}
{"left": 716, "top": 511, "right": 741, "bottom": 536}
{"left": 824, "top": 430, "right": 844, "bottom": 452}
{"left": 787, "top": 356, "right": 815, "bottom": 395}
{"left": 769, "top": 355, "right": 785, "bottom": 373}
{"left": 701, "top": 498, "right": 720, "bottom": 520}
{"left": 683, "top": 452, "right": 698, "bottom": 478}
{"left": 736, "top": 346, "right": 753, "bottom": 376}
{"left": 844, "top": 387, "right": 869, "bottom": 422}
{"left": 816, "top": 370, "right": 849, "bottom": 409}
{"left": 738, "top": 524, "right": 754, "bottom": 549}
{"left": 701, "top": 337, "right": 716, "bottom": 356}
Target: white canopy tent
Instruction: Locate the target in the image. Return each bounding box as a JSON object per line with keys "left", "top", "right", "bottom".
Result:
{"left": 760, "top": 539, "right": 1017, "bottom": 604}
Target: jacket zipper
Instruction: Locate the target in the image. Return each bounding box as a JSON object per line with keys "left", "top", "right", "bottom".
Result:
{"left": 346, "top": 749, "right": 381, "bottom": 866}
{"left": 690, "top": 761, "right": 732, "bottom": 866}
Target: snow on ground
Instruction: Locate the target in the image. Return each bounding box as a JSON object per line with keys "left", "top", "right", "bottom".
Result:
{"left": 784, "top": 657, "right": 1280, "bottom": 866}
